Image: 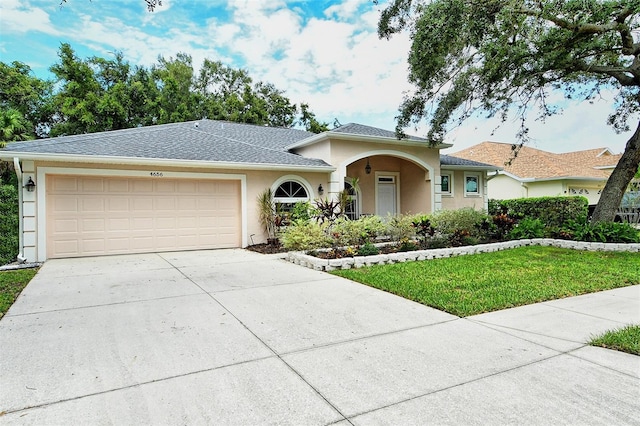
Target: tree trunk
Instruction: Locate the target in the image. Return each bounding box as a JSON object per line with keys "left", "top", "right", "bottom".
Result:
{"left": 591, "top": 119, "right": 640, "bottom": 223}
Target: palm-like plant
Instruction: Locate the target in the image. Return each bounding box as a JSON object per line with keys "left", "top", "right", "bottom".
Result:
{"left": 257, "top": 188, "right": 278, "bottom": 244}
{"left": 0, "top": 108, "right": 32, "bottom": 147}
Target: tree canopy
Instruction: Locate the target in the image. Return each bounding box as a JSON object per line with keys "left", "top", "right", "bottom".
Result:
{"left": 378, "top": 0, "right": 640, "bottom": 222}
{"left": 0, "top": 43, "right": 329, "bottom": 138}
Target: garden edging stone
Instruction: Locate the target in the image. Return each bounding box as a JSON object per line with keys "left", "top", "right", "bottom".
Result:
{"left": 286, "top": 239, "right": 640, "bottom": 272}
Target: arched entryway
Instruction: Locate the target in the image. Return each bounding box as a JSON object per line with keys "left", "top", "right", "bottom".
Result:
{"left": 334, "top": 150, "right": 436, "bottom": 218}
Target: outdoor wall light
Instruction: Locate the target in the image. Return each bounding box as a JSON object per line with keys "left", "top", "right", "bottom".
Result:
{"left": 318, "top": 184, "right": 324, "bottom": 196}
{"left": 365, "top": 159, "right": 372, "bottom": 174}
{"left": 24, "top": 177, "right": 36, "bottom": 192}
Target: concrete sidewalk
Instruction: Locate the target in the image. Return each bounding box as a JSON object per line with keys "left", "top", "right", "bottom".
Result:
{"left": 0, "top": 249, "right": 638, "bottom": 425}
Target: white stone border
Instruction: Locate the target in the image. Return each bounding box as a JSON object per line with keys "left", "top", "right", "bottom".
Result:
{"left": 286, "top": 239, "right": 640, "bottom": 272}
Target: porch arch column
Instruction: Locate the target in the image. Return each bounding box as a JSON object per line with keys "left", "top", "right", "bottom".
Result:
{"left": 328, "top": 168, "right": 345, "bottom": 201}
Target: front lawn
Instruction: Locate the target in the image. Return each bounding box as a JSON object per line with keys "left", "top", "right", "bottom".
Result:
{"left": 590, "top": 324, "right": 640, "bottom": 356}
{"left": 0, "top": 268, "right": 38, "bottom": 319}
{"left": 332, "top": 246, "right": 640, "bottom": 317}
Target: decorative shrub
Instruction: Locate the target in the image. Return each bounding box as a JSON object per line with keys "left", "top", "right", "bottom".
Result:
{"left": 507, "top": 217, "right": 546, "bottom": 239}
{"left": 386, "top": 213, "right": 419, "bottom": 242}
{"left": 314, "top": 198, "right": 342, "bottom": 223}
{"left": 429, "top": 208, "right": 489, "bottom": 237}
{"left": 331, "top": 215, "right": 385, "bottom": 246}
{"left": 290, "top": 201, "right": 316, "bottom": 223}
{"left": 397, "top": 237, "right": 418, "bottom": 252}
{"left": 560, "top": 220, "right": 640, "bottom": 243}
{"left": 281, "top": 221, "right": 332, "bottom": 251}
{"left": 412, "top": 215, "right": 436, "bottom": 240}
{"left": 494, "top": 196, "right": 588, "bottom": 228}
{"left": 357, "top": 242, "right": 380, "bottom": 256}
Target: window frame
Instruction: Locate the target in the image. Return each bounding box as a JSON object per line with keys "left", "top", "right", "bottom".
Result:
{"left": 271, "top": 175, "right": 313, "bottom": 214}
{"left": 440, "top": 172, "right": 452, "bottom": 196}
{"left": 463, "top": 172, "right": 481, "bottom": 197}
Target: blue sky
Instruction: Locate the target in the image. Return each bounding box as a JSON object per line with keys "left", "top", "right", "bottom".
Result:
{"left": 0, "top": 0, "right": 633, "bottom": 154}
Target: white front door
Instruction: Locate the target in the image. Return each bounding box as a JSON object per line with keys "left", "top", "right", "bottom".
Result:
{"left": 376, "top": 175, "right": 397, "bottom": 216}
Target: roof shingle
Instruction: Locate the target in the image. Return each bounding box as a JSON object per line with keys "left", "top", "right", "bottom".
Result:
{"left": 449, "top": 141, "right": 621, "bottom": 180}
{"left": 2, "top": 120, "right": 330, "bottom": 167}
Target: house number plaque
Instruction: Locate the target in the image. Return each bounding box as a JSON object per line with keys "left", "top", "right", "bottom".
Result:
{"left": 150, "top": 172, "right": 164, "bottom": 177}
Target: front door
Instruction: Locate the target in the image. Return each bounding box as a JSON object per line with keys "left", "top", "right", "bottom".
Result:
{"left": 376, "top": 175, "right": 397, "bottom": 216}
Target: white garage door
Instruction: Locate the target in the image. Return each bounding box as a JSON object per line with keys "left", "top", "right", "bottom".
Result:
{"left": 46, "top": 175, "right": 241, "bottom": 258}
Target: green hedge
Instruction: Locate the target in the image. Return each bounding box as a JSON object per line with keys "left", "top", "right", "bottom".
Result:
{"left": 0, "top": 184, "right": 19, "bottom": 265}
{"left": 489, "top": 196, "right": 589, "bottom": 229}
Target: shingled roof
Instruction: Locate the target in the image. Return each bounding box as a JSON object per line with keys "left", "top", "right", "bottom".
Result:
{"left": 331, "top": 123, "right": 429, "bottom": 142}
{"left": 449, "top": 141, "right": 621, "bottom": 180}
{"left": 1, "top": 119, "right": 330, "bottom": 168}
{"left": 440, "top": 154, "right": 500, "bottom": 169}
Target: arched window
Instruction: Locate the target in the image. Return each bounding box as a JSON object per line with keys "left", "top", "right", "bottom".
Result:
{"left": 273, "top": 179, "right": 310, "bottom": 213}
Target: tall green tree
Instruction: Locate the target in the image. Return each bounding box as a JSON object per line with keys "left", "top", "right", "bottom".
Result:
{"left": 151, "top": 53, "right": 200, "bottom": 124}
{"left": 194, "top": 59, "right": 298, "bottom": 127}
{"left": 298, "top": 103, "right": 330, "bottom": 133}
{"left": 0, "top": 61, "right": 53, "bottom": 138}
{"left": 378, "top": 0, "right": 640, "bottom": 222}
{"left": 49, "top": 43, "right": 104, "bottom": 136}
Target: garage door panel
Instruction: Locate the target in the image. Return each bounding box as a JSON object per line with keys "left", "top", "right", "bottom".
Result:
{"left": 53, "top": 219, "right": 78, "bottom": 233}
{"left": 132, "top": 180, "right": 153, "bottom": 192}
{"left": 81, "top": 198, "right": 105, "bottom": 212}
{"left": 108, "top": 218, "right": 131, "bottom": 232}
{"left": 52, "top": 197, "right": 78, "bottom": 213}
{"left": 107, "top": 179, "right": 129, "bottom": 192}
{"left": 81, "top": 178, "right": 104, "bottom": 192}
{"left": 82, "top": 218, "right": 105, "bottom": 232}
{"left": 47, "top": 176, "right": 241, "bottom": 258}
{"left": 132, "top": 198, "right": 154, "bottom": 212}
{"left": 52, "top": 176, "right": 79, "bottom": 192}
{"left": 108, "top": 198, "right": 130, "bottom": 212}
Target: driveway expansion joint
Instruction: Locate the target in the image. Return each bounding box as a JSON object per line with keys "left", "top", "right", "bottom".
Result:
{"left": 1, "top": 354, "right": 278, "bottom": 416}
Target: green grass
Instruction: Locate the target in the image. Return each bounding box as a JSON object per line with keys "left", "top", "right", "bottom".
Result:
{"left": 332, "top": 246, "right": 640, "bottom": 317}
{"left": 0, "top": 268, "right": 38, "bottom": 319}
{"left": 590, "top": 325, "right": 640, "bottom": 355}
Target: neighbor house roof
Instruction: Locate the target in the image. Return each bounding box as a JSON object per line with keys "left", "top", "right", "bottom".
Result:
{"left": 449, "top": 141, "right": 621, "bottom": 180}
{"left": 0, "top": 119, "right": 332, "bottom": 170}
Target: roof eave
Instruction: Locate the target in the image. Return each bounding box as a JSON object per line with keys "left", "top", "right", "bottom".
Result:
{"left": 441, "top": 165, "right": 503, "bottom": 171}
{"left": 519, "top": 175, "right": 609, "bottom": 183}
{"left": 1, "top": 152, "right": 336, "bottom": 172}
{"left": 286, "top": 131, "right": 452, "bottom": 150}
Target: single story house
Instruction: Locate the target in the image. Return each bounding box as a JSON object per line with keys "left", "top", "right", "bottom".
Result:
{"left": 0, "top": 120, "right": 497, "bottom": 262}
{"left": 449, "top": 141, "right": 622, "bottom": 205}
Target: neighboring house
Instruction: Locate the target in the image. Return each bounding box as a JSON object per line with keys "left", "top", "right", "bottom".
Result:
{"left": 0, "top": 120, "right": 497, "bottom": 262}
{"left": 449, "top": 141, "right": 622, "bottom": 205}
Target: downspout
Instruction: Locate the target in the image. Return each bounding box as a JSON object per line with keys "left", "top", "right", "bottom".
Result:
{"left": 486, "top": 170, "right": 499, "bottom": 181}
{"left": 13, "top": 158, "right": 26, "bottom": 263}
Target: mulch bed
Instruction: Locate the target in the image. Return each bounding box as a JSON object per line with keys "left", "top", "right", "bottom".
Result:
{"left": 245, "top": 243, "right": 288, "bottom": 254}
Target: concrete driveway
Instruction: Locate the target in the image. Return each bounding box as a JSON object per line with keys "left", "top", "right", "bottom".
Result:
{"left": 1, "top": 249, "right": 638, "bottom": 425}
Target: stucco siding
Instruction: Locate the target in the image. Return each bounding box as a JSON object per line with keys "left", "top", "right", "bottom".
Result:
{"left": 440, "top": 170, "right": 487, "bottom": 211}
{"left": 487, "top": 175, "right": 525, "bottom": 199}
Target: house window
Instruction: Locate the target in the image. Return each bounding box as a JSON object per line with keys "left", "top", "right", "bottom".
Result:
{"left": 441, "top": 173, "right": 452, "bottom": 195}
{"left": 344, "top": 179, "right": 360, "bottom": 220}
{"left": 274, "top": 179, "right": 310, "bottom": 213}
{"left": 464, "top": 173, "right": 480, "bottom": 196}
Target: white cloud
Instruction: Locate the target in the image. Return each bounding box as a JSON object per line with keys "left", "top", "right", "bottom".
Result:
{"left": 3, "top": 0, "right": 632, "bottom": 157}
{"left": 0, "top": 0, "right": 60, "bottom": 35}
{"left": 444, "top": 97, "right": 634, "bottom": 155}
